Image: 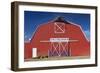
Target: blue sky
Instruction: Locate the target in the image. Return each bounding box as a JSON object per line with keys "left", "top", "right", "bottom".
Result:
{"left": 24, "top": 11, "right": 90, "bottom": 41}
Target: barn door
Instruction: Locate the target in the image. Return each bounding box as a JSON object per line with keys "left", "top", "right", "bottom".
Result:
{"left": 32, "top": 48, "right": 37, "bottom": 57}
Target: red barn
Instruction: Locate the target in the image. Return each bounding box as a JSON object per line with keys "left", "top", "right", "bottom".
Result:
{"left": 24, "top": 17, "right": 90, "bottom": 59}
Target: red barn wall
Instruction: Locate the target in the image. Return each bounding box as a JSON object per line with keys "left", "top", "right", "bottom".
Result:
{"left": 24, "top": 21, "right": 90, "bottom": 59}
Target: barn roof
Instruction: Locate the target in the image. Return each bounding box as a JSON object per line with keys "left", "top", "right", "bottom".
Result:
{"left": 53, "top": 16, "right": 71, "bottom": 24}
{"left": 25, "top": 16, "right": 86, "bottom": 43}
